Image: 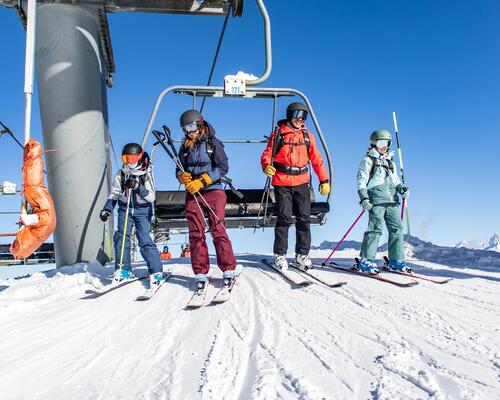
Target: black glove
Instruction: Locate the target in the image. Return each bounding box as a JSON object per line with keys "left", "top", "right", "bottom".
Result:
{"left": 125, "top": 178, "right": 139, "bottom": 190}
{"left": 100, "top": 209, "right": 111, "bottom": 222}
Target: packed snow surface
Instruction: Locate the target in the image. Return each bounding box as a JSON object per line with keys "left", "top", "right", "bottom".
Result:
{"left": 0, "top": 250, "right": 499, "bottom": 400}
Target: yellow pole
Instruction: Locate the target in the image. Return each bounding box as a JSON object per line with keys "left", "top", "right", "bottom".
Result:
{"left": 118, "top": 193, "right": 131, "bottom": 271}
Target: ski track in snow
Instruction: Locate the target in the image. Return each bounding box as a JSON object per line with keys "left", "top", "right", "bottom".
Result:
{"left": 0, "top": 252, "right": 499, "bottom": 400}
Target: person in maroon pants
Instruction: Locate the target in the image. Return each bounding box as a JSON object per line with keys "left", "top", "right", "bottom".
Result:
{"left": 176, "top": 109, "right": 237, "bottom": 292}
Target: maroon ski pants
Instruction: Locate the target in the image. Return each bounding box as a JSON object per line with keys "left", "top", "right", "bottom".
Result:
{"left": 185, "top": 190, "right": 236, "bottom": 275}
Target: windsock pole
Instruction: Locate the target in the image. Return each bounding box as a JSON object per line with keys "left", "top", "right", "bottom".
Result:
{"left": 392, "top": 112, "right": 411, "bottom": 235}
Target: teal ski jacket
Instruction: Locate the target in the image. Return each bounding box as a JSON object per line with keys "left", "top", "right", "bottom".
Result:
{"left": 357, "top": 148, "right": 402, "bottom": 205}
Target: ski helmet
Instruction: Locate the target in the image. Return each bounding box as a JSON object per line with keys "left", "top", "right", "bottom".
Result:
{"left": 286, "top": 102, "right": 308, "bottom": 121}
{"left": 121, "top": 143, "right": 144, "bottom": 164}
{"left": 370, "top": 129, "right": 392, "bottom": 147}
{"left": 180, "top": 109, "right": 203, "bottom": 133}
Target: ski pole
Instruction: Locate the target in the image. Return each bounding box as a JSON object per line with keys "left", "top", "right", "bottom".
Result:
{"left": 118, "top": 191, "right": 132, "bottom": 272}
{"left": 151, "top": 129, "right": 212, "bottom": 232}
{"left": 161, "top": 125, "right": 223, "bottom": 227}
{"left": 401, "top": 198, "right": 405, "bottom": 221}
{"left": 392, "top": 112, "right": 411, "bottom": 234}
{"left": 322, "top": 210, "right": 365, "bottom": 266}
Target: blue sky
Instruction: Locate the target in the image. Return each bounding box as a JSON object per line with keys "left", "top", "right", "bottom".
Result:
{"left": 1, "top": 0, "right": 499, "bottom": 254}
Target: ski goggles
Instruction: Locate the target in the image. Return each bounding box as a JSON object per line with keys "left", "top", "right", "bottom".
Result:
{"left": 182, "top": 121, "right": 200, "bottom": 134}
{"left": 375, "top": 139, "right": 391, "bottom": 149}
{"left": 291, "top": 109, "right": 308, "bottom": 120}
{"left": 121, "top": 152, "right": 143, "bottom": 164}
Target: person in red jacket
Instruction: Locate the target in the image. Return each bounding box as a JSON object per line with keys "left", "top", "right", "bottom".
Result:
{"left": 261, "top": 102, "right": 331, "bottom": 271}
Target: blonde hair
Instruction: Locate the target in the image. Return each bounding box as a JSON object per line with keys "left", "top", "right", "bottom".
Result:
{"left": 182, "top": 125, "right": 206, "bottom": 150}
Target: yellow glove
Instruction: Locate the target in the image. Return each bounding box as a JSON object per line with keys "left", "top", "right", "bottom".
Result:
{"left": 178, "top": 171, "right": 192, "bottom": 185}
{"left": 319, "top": 181, "right": 331, "bottom": 196}
{"left": 264, "top": 165, "right": 276, "bottom": 177}
{"left": 185, "top": 173, "right": 212, "bottom": 195}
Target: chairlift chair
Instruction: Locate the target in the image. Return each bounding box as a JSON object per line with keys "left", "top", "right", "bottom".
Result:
{"left": 141, "top": 85, "right": 333, "bottom": 237}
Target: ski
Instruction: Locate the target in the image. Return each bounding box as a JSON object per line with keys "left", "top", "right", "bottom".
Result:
{"left": 261, "top": 259, "right": 313, "bottom": 288}
{"left": 84, "top": 276, "right": 147, "bottom": 297}
{"left": 289, "top": 264, "right": 347, "bottom": 288}
{"left": 136, "top": 273, "right": 172, "bottom": 301}
{"left": 382, "top": 257, "right": 452, "bottom": 284}
{"left": 211, "top": 266, "right": 243, "bottom": 304}
{"left": 186, "top": 282, "right": 209, "bottom": 309}
{"left": 327, "top": 261, "right": 418, "bottom": 287}
{"left": 185, "top": 272, "right": 214, "bottom": 310}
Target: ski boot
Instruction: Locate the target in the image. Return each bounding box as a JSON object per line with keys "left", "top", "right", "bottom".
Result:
{"left": 149, "top": 272, "right": 164, "bottom": 287}
{"left": 195, "top": 274, "right": 208, "bottom": 295}
{"left": 274, "top": 254, "right": 289, "bottom": 272}
{"left": 387, "top": 259, "right": 411, "bottom": 273}
{"left": 114, "top": 269, "right": 132, "bottom": 281}
{"left": 222, "top": 270, "right": 236, "bottom": 288}
{"left": 356, "top": 258, "right": 380, "bottom": 274}
{"left": 295, "top": 254, "right": 312, "bottom": 271}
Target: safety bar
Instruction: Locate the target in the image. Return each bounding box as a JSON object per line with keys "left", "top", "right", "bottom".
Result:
{"left": 141, "top": 85, "right": 333, "bottom": 204}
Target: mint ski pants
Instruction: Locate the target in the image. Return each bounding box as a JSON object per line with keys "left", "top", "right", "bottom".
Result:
{"left": 360, "top": 204, "right": 404, "bottom": 260}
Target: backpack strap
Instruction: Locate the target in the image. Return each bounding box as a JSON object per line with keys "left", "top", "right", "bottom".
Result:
{"left": 367, "top": 155, "right": 395, "bottom": 182}
{"left": 274, "top": 127, "right": 311, "bottom": 159}
{"left": 205, "top": 138, "right": 215, "bottom": 168}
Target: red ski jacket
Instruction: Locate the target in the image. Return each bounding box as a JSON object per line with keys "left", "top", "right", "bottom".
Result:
{"left": 260, "top": 120, "right": 329, "bottom": 187}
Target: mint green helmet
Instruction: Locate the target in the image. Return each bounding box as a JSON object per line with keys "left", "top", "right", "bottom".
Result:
{"left": 370, "top": 129, "right": 392, "bottom": 146}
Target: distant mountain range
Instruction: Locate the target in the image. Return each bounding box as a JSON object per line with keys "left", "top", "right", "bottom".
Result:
{"left": 455, "top": 233, "right": 500, "bottom": 252}
{"left": 314, "top": 235, "right": 500, "bottom": 270}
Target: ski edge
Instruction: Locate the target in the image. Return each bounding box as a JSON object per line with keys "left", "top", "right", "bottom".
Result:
{"left": 289, "top": 264, "right": 347, "bottom": 288}
{"left": 328, "top": 262, "right": 419, "bottom": 287}
{"left": 261, "top": 259, "right": 312, "bottom": 288}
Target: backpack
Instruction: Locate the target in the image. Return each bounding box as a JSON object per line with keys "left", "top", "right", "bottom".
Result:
{"left": 273, "top": 127, "right": 311, "bottom": 159}
{"left": 367, "top": 155, "right": 395, "bottom": 181}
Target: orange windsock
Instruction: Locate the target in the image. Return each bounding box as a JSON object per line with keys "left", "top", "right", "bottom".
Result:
{"left": 10, "top": 139, "right": 57, "bottom": 259}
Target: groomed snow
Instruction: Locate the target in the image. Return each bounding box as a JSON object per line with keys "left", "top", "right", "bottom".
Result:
{"left": 0, "top": 250, "right": 499, "bottom": 399}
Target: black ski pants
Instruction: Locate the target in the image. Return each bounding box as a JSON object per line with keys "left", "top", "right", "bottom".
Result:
{"left": 273, "top": 183, "right": 311, "bottom": 255}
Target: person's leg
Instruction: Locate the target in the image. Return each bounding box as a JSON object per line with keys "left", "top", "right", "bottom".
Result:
{"left": 185, "top": 194, "right": 210, "bottom": 276}
{"left": 360, "top": 205, "right": 385, "bottom": 260}
{"left": 385, "top": 205, "right": 405, "bottom": 260}
{"left": 293, "top": 183, "right": 312, "bottom": 255}
{"left": 113, "top": 208, "right": 133, "bottom": 271}
{"left": 134, "top": 210, "right": 162, "bottom": 275}
{"left": 273, "top": 186, "right": 293, "bottom": 255}
{"left": 204, "top": 190, "right": 236, "bottom": 275}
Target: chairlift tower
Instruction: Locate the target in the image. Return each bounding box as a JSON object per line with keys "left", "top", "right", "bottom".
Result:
{"left": 0, "top": 0, "right": 242, "bottom": 267}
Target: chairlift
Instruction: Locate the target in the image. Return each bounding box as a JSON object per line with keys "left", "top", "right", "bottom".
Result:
{"left": 141, "top": 85, "right": 333, "bottom": 236}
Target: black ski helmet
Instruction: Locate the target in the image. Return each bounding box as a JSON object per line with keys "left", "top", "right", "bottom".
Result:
{"left": 122, "top": 143, "right": 143, "bottom": 155}
{"left": 180, "top": 109, "right": 203, "bottom": 128}
{"left": 286, "top": 102, "right": 308, "bottom": 121}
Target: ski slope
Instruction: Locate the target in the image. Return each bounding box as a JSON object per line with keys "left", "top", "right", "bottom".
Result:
{"left": 0, "top": 250, "right": 499, "bottom": 400}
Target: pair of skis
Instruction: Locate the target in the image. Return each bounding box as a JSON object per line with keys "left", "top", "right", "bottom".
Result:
{"left": 324, "top": 258, "right": 451, "bottom": 286}
{"left": 84, "top": 273, "right": 172, "bottom": 300}
{"left": 185, "top": 269, "right": 242, "bottom": 309}
{"left": 261, "top": 259, "right": 347, "bottom": 289}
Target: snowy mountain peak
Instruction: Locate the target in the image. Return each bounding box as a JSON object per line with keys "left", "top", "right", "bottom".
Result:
{"left": 455, "top": 233, "right": 500, "bottom": 252}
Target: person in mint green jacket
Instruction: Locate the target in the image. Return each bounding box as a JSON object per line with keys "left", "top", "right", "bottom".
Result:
{"left": 356, "top": 129, "right": 410, "bottom": 274}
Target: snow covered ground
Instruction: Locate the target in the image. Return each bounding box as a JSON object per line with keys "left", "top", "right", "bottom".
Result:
{"left": 0, "top": 250, "right": 499, "bottom": 400}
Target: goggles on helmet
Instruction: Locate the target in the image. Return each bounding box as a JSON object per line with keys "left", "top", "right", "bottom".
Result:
{"left": 375, "top": 139, "right": 391, "bottom": 149}
{"left": 291, "top": 109, "right": 308, "bottom": 120}
{"left": 122, "top": 152, "right": 143, "bottom": 165}
{"left": 182, "top": 121, "right": 200, "bottom": 134}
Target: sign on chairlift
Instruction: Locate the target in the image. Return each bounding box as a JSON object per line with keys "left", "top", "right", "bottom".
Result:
{"left": 224, "top": 76, "right": 246, "bottom": 96}
{"left": 224, "top": 71, "right": 257, "bottom": 96}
